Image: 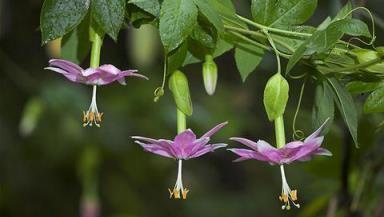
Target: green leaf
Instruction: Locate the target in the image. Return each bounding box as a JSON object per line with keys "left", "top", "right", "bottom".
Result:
{"left": 341, "top": 19, "right": 371, "bottom": 38}
{"left": 92, "top": 0, "right": 126, "bottom": 41}
{"left": 210, "top": 0, "right": 236, "bottom": 19}
{"left": 235, "top": 43, "right": 264, "bottom": 82}
{"left": 128, "top": 0, "right": 160, "bottom": 17}
{"left": 168, "top": 42, "right": 188, "bottom": 73}
{"left": 61, "top": 14, "right": 91, "bottom": 64}
{"left": 40, "top": 0, "right": 90, "bottom": 44}
{"left": 286, "top": 20, "right": 346, "bottom": 73}
{"left": 169, "top": 70, "right": 193, "bottom": 116}
{"left": 263, "top": 73, "right": 290, "bottom": 121}
{"left": 364, "top": 87, "right": 384, "bottom": 113}
{"left": 193, "top": 0, "right": 224, "bottom": 32}
{"left": 327, "top": 78, "right": 358, "bottom": 147}
{"left": 251, "top": 0, "right": 317, "bottom": 27}
{"left": 347, "top": 81, "right": 384, "bottom": 94}
{"left": 312, "top": 81, "right": 334, "bottom": 133}
{"left": 159, "top": 0, "right": 198, "bottom": 52}
{"left": 334, "top": 1, "right": 352, "bottom": 21}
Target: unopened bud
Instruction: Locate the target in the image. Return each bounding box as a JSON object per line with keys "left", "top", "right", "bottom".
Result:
{"left": 353, "top": 49, "right": 384, "bottom": 73}
{"left": 169, "top": 70, "right": 193, "bottom": 116}
{"left": 202, "top": 55, "right": 218, "bottom": 96}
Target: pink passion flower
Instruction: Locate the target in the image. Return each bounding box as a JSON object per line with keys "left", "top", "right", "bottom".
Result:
{"left": 132, "top": 122, "right": 228, "bottom": 199}
{"left": 45, "top": 59, "right": 148, "bottom": 127}
{"left": 228, "top": 119, "right": 332, "bottom": 210}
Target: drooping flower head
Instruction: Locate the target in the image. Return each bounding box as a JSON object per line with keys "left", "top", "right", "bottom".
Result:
{"left": 228, "top": 119, "right": 332, "bottom": 210}
{"left": 132, "top": 122, "right": 228, "bottom": 199}
{"left": 45, "top": 59, "right": 148, "bottom": 127}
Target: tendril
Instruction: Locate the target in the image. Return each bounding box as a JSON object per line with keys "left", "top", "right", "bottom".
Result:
{"left": 342, "top": 7, "right": 376, "bottom": 47}
{"left": 292, "top": 79, "right": 307, "bottom": 141}
{"left": 154, "top": 54, "right": 168, "bottom": 102}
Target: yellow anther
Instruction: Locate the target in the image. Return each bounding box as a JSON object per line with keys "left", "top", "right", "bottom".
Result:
{"left": 279, "top": 194, "right": 288, "bottom": 203}
{"left": 181, "top": 188, "right": 189, "bottom": 199}
{"left": 83, "top": 111, "right": 88, "bottom": 122}
{"left": 96, "top": 112, "right": 103, "bottom": 122}
{"left": 168, "top": 188, "right": 174, "bottom": 199}
{"left": 290, "top": 190, "right": 298, "bottom": 201}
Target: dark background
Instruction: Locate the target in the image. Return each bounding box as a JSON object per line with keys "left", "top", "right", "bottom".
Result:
{"left": 1, "top": 0, "right": 384, "bottom": 217}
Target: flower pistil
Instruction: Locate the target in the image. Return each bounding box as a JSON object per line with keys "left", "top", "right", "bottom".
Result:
{"left": 168, "top": 160, "right": 189, "bottom": 199}
{"left": 279, "top": 165, "right": 300, "bottom": 210}
{"left": 83, "top": 86, "right": 103, "bottom": 127}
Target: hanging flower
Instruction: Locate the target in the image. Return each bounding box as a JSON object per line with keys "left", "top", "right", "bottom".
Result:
{"left": 228, "top": 120, "right": 332, "bottom": 210}
{"left": 45, "top": 59, "right": 148, "bottom": 127}
{"left": 132, "top": 122, "right": 228, "bottom": 199}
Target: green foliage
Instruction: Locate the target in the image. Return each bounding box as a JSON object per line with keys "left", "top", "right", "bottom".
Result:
{"left": 40, "top": 0, "right": 90, "bottom": 44}
{"left": 346, "top": 81, "right": 384, "bottom": 94}
{"left": 159, "top": 0, "right": 198, "bottom": 52}
{"left": 312, "top": 81, "right": 334, "bottom": 133}
{"left": 263, "top": 73, "right": 289, "bottom": 121}
{"left": 327, "top": 78, "right": 358, "bottom": 146}
{"left": 61, "top": 14, "right": 91, "bottom": 64}
{"left": 364, "top": 87, "right": 384, "bottom": 113}
{"left": 234, "top": 43, "right": 264, "bottom": 82}
{"left": 169, "top": 70, "right": 193, "bottom": 116}
{"left": 353, "top": 49, "right": 384, "bottom": 73}
{"left": 193, "top": 0, "right": 224, "bottom": 32}
{"left": 91, "top": 0, "right": 126, "bottom": 41}
{"left": 128, "top": 0, "right": 160, "bottom": 17}
{"left": 251, "top": 0, "right": 317, "bottom": 27}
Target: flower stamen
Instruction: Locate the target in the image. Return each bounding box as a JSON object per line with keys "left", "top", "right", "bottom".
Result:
{"left": 280, "top": 165, "right": 300, "bottom": 210}
{"left": 169, "top": 160, "right": 189, "bottom": 200}
{"left": 83, "top": 86, "right": 103, "bottom": 127}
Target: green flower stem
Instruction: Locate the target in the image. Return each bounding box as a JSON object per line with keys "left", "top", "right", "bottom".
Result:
{"left": 90, "top": 31, "right": 103, "bottom": 68}
{"left": 224, "top": 25, "right": 295, "bottom": 53}
{"left": 264, "top": 30, "right": 282, "bottom": 74}
{"left": 324, "top": 56, "right": 384, "bottom": 73}
{"left": 228, "top": 31, "right": 291, "bottom": 59}
{"left": 274, "top": 116, "right": 286, "bottom": 148}
{"left": 236, "top": 15, "right": 360, "bottom": 50}
{"left": 177, "top": 109, "right": 187, "bottom": 134}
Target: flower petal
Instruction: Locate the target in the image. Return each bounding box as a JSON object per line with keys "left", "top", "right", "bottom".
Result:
{"left": 230, "top": 137, "right": 259, "bottom": 150}
{"left": 201, "top": 121, "right": 228, "bottom": 138}
{"left": 134, "top": 141, "right": 175, "bottom": 158}
{"left": 305, "top": 118, "right": 330, "bottom": 142}
{"left": 228, "top": 148, "right": 270, "bottom": 162}
{"left": 48, "top": 59, "right": 84, "bottom": 74}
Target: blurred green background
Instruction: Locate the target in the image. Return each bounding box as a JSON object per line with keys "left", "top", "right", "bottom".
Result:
{"left": 1, "top": 0, "right": 384, "bottom": 217}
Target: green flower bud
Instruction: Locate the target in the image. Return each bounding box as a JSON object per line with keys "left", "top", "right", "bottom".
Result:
{"left": 353, "top": 49, "right": 384, "bottom": 73}
{"left": 263, "top": 73, "right": 289, "bottom": 121}
{"left": 169, "top": 70, "right": 193, "bottom": 116}
{"left": 203, "top": 55, "right": 218, "bottom": 96}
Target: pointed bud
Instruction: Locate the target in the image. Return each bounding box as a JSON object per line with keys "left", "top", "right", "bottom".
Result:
{"left": 263, "top": 73, "right": 289, "bottom": 121}
{"left": 169, "top": 70, "right": 193, "bottom": 116}
{"left": 202, "top": 55, "right": 218, "bottom": 96}
{"left": 353, "top": 48, "right": 384, "bottom": 73}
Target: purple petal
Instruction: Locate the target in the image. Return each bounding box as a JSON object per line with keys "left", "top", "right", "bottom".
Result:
{"left": 305, "top": 118, "right": 330, "bottom": 142}
{"left": 48, "top": 59, "right": 84, "bottom": 74}
{"left": 121, "top": 70, "right": 149, "bottom": 80}
{"left": 97, "top": 64, "right": 122, "bottom": 75}
{"left": 228, "top": 148, "right": 270, "bottom": 162}
{"left": 174, "top": 129, "right": 197, "bottom": 146}
{"left": 134, "top": 141, "right": 174, "bottom": 158}
{"left": 255, "top": 140, "right": 282, "bottom": 164}
{"left": 230, "top": 137, "right": 259, "bottom": 150}
{"left": 313, "top": 147, "right": 332, "bottom": 156}
{"left": 201, "top": 121, "right": 228, "bottom": 138}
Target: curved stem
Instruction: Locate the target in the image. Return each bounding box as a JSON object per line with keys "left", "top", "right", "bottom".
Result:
{"left": 264, "top": 30, "right": 282, "bottom": 74}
